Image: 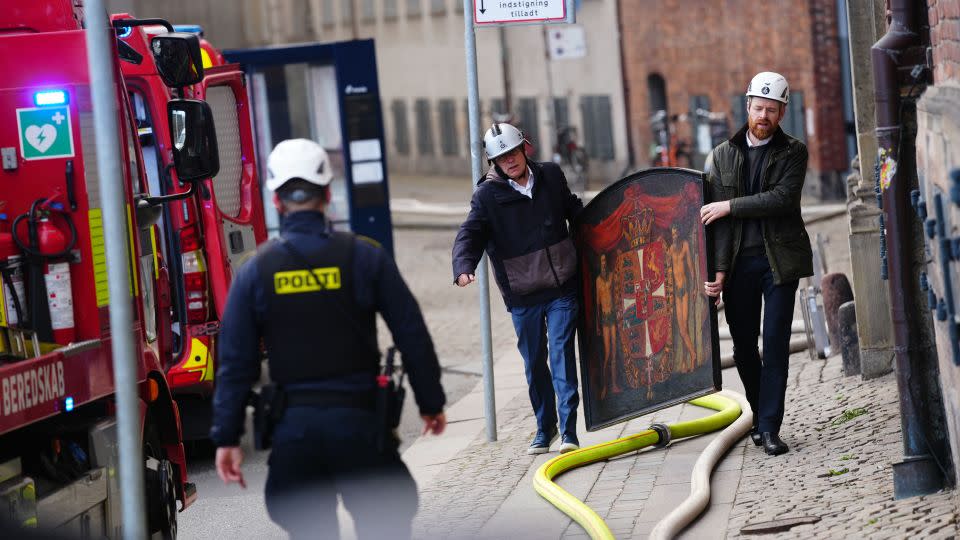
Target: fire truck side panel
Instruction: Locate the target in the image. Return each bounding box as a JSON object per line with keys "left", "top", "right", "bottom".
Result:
{"left": 198, "top": 68, "right": 267, "bottom": 317}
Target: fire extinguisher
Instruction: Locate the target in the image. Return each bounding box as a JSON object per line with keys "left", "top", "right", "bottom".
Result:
{"left": 12, "top": 198, "right": 78, "bottom": 345}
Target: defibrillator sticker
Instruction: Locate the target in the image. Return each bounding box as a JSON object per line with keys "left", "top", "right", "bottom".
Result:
{"left": 274, "top": 267, "right": 342, "bottom": 294}
{"left": 16, "top": 106, "right": 75, "bottom": 161}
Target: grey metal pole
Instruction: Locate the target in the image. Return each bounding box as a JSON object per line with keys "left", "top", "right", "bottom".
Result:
{"left": 83, "top": 3, "right": 149, "bottom": 538}
{"left": 463, "top": 0, "right": 497, "bottom": 442}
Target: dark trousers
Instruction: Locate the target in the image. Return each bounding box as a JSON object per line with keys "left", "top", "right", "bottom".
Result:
{"left": 265, "top": 406, "right": 419, "bottom": 540}
{"left": 724, "top": 255, "right": 799, "bottom": 434}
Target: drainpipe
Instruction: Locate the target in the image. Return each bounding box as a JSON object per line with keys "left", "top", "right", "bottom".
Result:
{"left": 871, "top": 0, "right": 945, "bottom": 498}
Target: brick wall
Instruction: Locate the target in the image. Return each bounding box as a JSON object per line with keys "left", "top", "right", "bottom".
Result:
{"left": 618, "top": 0, "right": 847, "bottom": 178}
{"left": 930, "top": 0, "right": 960, "bottom": 83}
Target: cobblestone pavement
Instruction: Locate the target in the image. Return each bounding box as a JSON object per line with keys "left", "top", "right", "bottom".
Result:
{"left": 726, "top": 357, "right": 960, "bottom": 539}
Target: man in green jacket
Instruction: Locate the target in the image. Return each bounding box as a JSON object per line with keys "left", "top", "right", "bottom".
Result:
{"left": 700, "top": 72, "right": 814, "bottom": 456}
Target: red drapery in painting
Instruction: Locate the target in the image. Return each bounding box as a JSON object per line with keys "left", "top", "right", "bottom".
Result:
{"left": 577, "top": 183, "right": 700, "bottom": 255}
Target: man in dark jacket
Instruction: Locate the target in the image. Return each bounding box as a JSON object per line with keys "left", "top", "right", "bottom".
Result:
{"left": 212, "top": 139, "right": 446, "bottom": 538}
{"left": 453, "top": 123, "right": 583, "bottom": 455}
{"left": 700, "top": 72, "right": 814, "bottom": 456}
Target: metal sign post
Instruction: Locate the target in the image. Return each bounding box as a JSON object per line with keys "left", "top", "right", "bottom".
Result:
{"left": 463, "top": 0, "right": 498, "bottom": 443}
{"left": 464, "top": 0, "right": 575, "bottom": 443}
{"left": 83, "top": 2, "right": 148, "bottom": 538}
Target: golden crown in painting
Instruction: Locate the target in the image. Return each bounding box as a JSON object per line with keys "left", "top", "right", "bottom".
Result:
{"left": 621, "top": 205, "right": 654, "bottom": 248}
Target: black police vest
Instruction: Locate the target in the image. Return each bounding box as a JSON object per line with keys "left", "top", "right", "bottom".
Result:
{"left": 257, "top": 233, "right": 379, "bottom": 385}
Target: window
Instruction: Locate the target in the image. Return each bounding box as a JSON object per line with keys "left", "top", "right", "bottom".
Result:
{"left": 553, "top": 97, "right": 569, "bottom": 131}
{"left": 730, "top": 94, "right": 746, "bottom": 127}
{"left": 341, "top": 0, "right": 354, "bottom": 25}
{"left": 455, "top": 0, "right": 464, "bottom": 13}
{"left": 384, "top": 0, "right": 399, "bottom": 19}
{"left": 438, "top": 99, "right": 458, "bottom": 156}
{"left": 490, "top": 98, "right": 506, "bottom": 121}
{"left": 516, "top": 97, "right": 539, "bottom": 149}
{"left": 781, "top": 91, "right": 806, "bottom": 142}
{"left": 581, "top": 95, "right": 615, "bottom": 160}
{"left": 392, "top": 99, "right": 410, "bottom": 155}
{"left": 647, "top": 73, "right": 668, "bottom": 114}
{"left": 322, "top": 0, "right": 336, "bottom": 27}
{"left": 689, "top": 95, "right": 711, "bottom": 155}
{"left": 414, "top": 98, "right": 434, "bottom": 154}
{"left": 407, "top": 0, "right": 422, "bottom": 17}
{"left": 361, "top": 0, "right": 375, "bottom": 22}
{"left": 431, "top": 0, "right": 446, "bottom": 15}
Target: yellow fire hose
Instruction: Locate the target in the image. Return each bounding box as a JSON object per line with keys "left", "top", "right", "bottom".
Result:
{"left": 533, "top": 392, "right": 745, "bottom": 540}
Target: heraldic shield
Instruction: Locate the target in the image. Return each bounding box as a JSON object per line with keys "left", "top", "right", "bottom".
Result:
{"left": 573, "top": 168, "right": 721, "bottom": 431}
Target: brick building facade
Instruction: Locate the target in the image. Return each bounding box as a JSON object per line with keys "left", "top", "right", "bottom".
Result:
{"left": 916, "top": 0, "right": 960, "bottom": 488}
{"left": 617, "top": 0, "right": 850, "bottom": 198}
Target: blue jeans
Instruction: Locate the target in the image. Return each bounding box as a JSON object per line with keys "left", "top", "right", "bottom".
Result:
{"left": 510, "top": 292, "right": 580, "bottom": 438}
{"left": 724, "top": 255, "right": 799, "bottom": 434}
{"left": 265, "top": 406, "right": 418, "bottom": 540}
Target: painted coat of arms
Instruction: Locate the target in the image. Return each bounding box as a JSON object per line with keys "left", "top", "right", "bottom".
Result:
{"left": 574, "top": 168, "right": 721, "bottom": 430}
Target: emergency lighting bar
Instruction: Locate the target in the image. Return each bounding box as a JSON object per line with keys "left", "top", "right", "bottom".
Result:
{"left": 34, "top": 90, "right": 67, "bottom": 106}
{"left": 64, "top": 397, "right": 75, "bottom": 412}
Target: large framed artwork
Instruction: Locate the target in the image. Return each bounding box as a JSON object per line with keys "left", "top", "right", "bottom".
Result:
{"left": 573, "top": 168, "right": 721, "bottom": 431}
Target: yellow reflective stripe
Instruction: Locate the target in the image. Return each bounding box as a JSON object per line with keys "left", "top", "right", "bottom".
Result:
{"left": 0, "top": 278, "right": 7, "bottom": 327}
{"left": 151, "top": 226, "right": 159, "bottom": 280}
{"left": 203, "top": 336, "right": 215, "bottom": 381}
{"left": 88, "top": 209, "right": 109, "bottom": 307}
{"left": 274, "top": 267, "right": 341, "bottom": 294}
{"left": 126, "top": 205, "right": 138, "bottom": 296}
{"left": 200, "top": 48, "right": 212, "bottom": 69}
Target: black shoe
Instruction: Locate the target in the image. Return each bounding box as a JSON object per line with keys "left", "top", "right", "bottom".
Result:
{"left": 749, "top": 429, "right": 762, "bottom": 446}
{"left": 761, "top": 432, "right": 789, "bottom": 456}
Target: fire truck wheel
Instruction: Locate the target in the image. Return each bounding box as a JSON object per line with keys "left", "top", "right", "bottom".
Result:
{"left": 144, "top": 421, "right": 178, "bottom": 540}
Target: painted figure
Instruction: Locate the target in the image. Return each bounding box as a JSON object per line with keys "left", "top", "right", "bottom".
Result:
{"left": 668, "top": 223, "right": 697, "bottom": 372}
{"left": 595, "top": 253, "right": 621, "bottom": 398}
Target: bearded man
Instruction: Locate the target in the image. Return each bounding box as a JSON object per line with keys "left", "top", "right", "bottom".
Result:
{"left": 699, "top": 72, "right": 813, "bottom": 456}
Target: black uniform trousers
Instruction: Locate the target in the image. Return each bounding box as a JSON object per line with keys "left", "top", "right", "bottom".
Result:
{"left": 724, "top": 255, "right": 799, "bottom": 435}
{"left": 264, "top": 405, "right": 418, "bottom": 540}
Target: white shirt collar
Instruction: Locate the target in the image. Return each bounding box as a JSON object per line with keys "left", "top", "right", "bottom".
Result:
{"left": 507, "top": 166, "right": 535, "bottom": 198}
{"left": 746, "top": 130, "right": 773, "bottom": 148}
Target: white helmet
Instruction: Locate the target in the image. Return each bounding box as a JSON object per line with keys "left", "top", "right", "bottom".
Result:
{"left": 483, "top": 123, "right": 526, "bottom": 161}
{"left": 746, "top": 71, "right": 790, "bottom": 104}
{"left": 265, "top": 138, "right": 334, "bottom": 192}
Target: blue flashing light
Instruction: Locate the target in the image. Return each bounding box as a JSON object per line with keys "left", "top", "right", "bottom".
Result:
{"left": 64, "top": 397, "right": 75, "bottom": 412}
{"left": 173, "top": 25, "right": 204, "bottom": 36}
{"left": 34, "top": 90, "right": 67, "bottom": 107}
{"left": 116, "top": 25, "right": 133, "bottom": 38}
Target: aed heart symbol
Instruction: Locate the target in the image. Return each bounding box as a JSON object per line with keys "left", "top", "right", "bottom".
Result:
{"left": 25, "top": 124, "right": 57, "bottom": 153}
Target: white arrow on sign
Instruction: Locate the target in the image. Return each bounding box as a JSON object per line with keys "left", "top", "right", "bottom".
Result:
{"left": 475, "top": 0, "right": 568, "bottom": 25}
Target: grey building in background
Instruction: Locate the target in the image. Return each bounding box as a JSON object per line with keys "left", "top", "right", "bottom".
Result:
{"left": 107, "top": 0, "right": 631, "bottom": 183}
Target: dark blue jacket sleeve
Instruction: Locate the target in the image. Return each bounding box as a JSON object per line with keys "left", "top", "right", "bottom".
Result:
{"left": 210, "top": 258, "right": 263, "bottom": 447}
{"left": 359, "top": 241, "right": 446, "bottom": 415}
{"left": 451, "top": 189, "right": 490, "bottom": 282}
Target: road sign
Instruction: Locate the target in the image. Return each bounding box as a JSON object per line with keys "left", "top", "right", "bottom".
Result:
{"left": 16, "top": 105, "right": 75, "bottom": 160}
{"left": 548, "top": 25, "right": 586, "bottom": 59}
{"left": 475, "top": 0, "right": 572, "bottom": 26}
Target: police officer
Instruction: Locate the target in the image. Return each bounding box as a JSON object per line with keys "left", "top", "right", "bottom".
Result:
{"left": 212, "top": 139, "right": 446, "bottom": 538}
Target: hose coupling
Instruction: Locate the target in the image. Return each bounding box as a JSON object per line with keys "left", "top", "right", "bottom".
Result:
{"left": 650, "top": 423, "right": 671, "bottom": 449}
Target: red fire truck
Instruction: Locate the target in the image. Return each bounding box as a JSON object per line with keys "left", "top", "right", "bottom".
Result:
{"left": 113, "top": 16, "right": 267, "bottom": 442}
{"left": 0, "top": 3, "right": 253, "bottom": 536}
